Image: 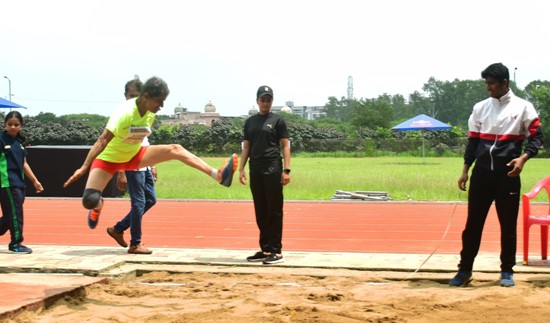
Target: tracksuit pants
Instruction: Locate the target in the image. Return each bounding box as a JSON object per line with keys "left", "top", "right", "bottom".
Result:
{"left": 0, "top": 187, "right": 26, "bottom": 249}
{"left": 249, "top": 167, "right": 284, "bottom": 255}
{"left": 459, "top": 165, "right": 521, "bottom": 273}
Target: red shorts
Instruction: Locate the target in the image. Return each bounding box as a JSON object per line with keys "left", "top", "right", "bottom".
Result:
{"left": 90, "top": 146, "right": 148, "bottom": 175}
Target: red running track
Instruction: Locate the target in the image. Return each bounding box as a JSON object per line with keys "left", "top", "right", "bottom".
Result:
{"left": 1, "top": 198, "right": 545, "bottom": 255}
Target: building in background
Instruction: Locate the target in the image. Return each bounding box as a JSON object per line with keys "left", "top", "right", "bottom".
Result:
{"left": 269, "top": 101, "right": 325, "bottom": 120}
{"left": 165, "top": 99, "right": 326, "bottom": 125}
{"left": 163, "top": 100, "right": 222, "bottom": 126}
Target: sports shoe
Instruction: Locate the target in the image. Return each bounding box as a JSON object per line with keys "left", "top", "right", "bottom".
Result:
{"left": 107, "top": 226, "right": 128, "bottom": 248}
{"left": 263, "top": 253, "right": 285, "bottom": 265}
{"left": 9, "top": 245, "right": 33, "bottom": 254}
{"left": 128, "top": 244, "right": 153, "bottom": 254}
{"left": 247, "top": 251, "right": 269, "bottom": 262}
{"left": 88, "top": 197, "right": 104, "bottom": 229}
{"left": 500, "top": 272, "right": 515, "bottom": 287}
{"left": 218, "top": 154, "right": 238, "bottom": 187}
{"left": 449, "top": 270, "right": 473, "bottom": 287}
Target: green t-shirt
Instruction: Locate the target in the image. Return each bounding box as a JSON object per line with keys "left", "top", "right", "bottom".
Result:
{"left": 98, "top": 98, "right": 155, "bottom": 163}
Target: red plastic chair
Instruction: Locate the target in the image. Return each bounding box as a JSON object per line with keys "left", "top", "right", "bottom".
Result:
{"left": 522, "top": 176, "right": 550, "bottom": 265}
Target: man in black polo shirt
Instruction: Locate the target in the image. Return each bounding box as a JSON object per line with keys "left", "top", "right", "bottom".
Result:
{"left": 239, "top": 85, "right": 291, "bottom": 264}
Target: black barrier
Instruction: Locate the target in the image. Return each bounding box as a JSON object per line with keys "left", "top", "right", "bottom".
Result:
{"left": 24, "top": 145, "right": 123, "bottom": 198}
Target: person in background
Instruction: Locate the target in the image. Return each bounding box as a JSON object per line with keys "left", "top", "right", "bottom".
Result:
{"left": 106, "top": 77, "right": 158, "bottom": 254}
{"left": 450, "top": 63, "right": 544, "bottom": 287}
{"left": 0, "top": 111, "right": 44, "bottom": 254}
{"left": 64, "top": 76, "right": 238, "bottom": 239}
{"left": 239, "top": 85, "right": 291, "bottom": 265}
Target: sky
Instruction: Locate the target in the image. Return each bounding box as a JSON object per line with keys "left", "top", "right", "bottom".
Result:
{"left": 1, "top": 0, "right": 549, "bottom": 117}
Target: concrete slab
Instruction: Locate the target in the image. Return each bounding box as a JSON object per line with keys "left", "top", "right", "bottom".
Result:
{"left": 0, "top": 273, "right": 108, "bottom": 320}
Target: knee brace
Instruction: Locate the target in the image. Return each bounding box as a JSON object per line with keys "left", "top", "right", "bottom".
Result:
{"left": 82, "top": 188, "right": 102, "bottom": 210}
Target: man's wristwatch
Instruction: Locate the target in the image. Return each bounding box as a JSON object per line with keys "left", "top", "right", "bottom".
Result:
{"left": 283, "top": 168, "right": 291, "bottom": 174}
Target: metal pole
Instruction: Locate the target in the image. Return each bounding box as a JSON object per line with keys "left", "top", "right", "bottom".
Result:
{"left": 514, "top": 67, "right": 517, "bottom": 84}
{"left": 422, "top": 131, "right": 425, "bottom": 164}
{"left": 3, "top": 76, "right": 12, "bottom": 101}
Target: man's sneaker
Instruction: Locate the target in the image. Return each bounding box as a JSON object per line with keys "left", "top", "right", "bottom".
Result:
{"left": 128, "top": 244, "right": 153, "bottom": 254}
{"left": 247, "top": 251, "right": 269, "bottom": 262}
{"left": 107, "top": 226, "right": 128, "bottom": 248}
{"left": 500, "top": 272, "right": 515, "bottom": 287}
{"left": 263, "top": 253, "right": 285, "bottom": 265}
{"left": 449, "top": 270, "right": 473, "bottom": 287}
{"left": 218, "top": 154, "right": 238, "bottom": 187}
{"left": 9, "top": 245, "right": 32, "bottom": 254}
{"left": 88, "top": 197, "right": 103, "bottom": 229}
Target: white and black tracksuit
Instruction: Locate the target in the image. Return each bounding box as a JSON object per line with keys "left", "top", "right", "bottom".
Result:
{"left": 460, "top": 90, "right": 544, "bottom": 273}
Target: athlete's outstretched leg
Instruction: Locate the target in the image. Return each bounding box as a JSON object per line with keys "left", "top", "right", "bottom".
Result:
{"left": 139, "top": 145, "right": 238, "bottom": 187}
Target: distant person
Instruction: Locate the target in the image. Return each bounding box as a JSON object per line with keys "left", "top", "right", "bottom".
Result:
{"left": 106, "top": 77, "right": 158, "bottom": 254}
{"left": 0, "top": 111, "right": 44, "bottom": 254}
{"left": 64, "top": 76, "right": 238, "bottom": 233}
{"left": 239, "top": 85, "right": 291, "bottom": 265}
{"left": 450, "top": 63, "right": 544, "bottom": 287}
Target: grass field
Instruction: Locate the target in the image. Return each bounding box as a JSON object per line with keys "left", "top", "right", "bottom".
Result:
{"left": 149, "top": 156, "right": 550, "bottom": 202}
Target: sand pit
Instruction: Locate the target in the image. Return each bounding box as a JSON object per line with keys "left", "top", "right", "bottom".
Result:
{"left": 5, "top": 267, "right": 550, "bottom": 322}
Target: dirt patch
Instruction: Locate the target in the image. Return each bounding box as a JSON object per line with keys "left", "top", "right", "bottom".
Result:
{"left": 5, "top": 269, "right": 550, "bottom": 322}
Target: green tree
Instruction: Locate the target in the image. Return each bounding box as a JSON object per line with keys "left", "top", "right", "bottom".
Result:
{"left": 524, "top": 80, "right": 550, "bottom": 108}
{"left": 323, "top": 96, "right": 354, "bottom": 122}
{"left": 58, "top": 113, "right": 108, "bottom": 129}
{"left": 63, "top": 120, "right": 102, "bottom": 145}
{"left": 351, "top": 97, "right": 393, "bottom": 129}
{"left": 171, "top": 123, "right": 208, "bottom": 153}
{"left": 203, "top": 118, "right": 243, "bottom": 154}
{"left": 33, "top": 112, "right": 58, "bottom": 124}
{"left": 150, "top": 124, "right": 178, "bottom": 144}
{"left": 525, "top": 81, "right": 550, "bottom": 137}
{"left": 25, "top": 120, "right": 68, "bottom": 145}
{"left": 386, "top": 94, "right": 411, "bottom": 120}
{"left": 420, "top": 77, "right": 486, "bottom": 128}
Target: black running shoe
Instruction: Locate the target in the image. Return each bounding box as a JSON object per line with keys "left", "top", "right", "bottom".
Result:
{"left": 9, "top": 245, "right": 33, "bottom": 254}
{"left": 263, "top": 253, "right": 284, "bottom": 265}
{"left": 218, "top": 154, "right": 238, "bottom": 187}
{"left": 247, "top": 251, "right": 269, "bottom": 262}
{"left": 449, "top": 270, "right": 473, "bottom": 287}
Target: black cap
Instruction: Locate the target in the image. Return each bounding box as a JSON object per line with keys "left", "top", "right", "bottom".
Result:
{"left": 256, "top": 85, "right": 273, "bottom": 99}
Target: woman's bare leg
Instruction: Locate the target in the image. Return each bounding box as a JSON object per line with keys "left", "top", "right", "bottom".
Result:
{"left": 139, "top": 144, "right": 214, "bottom": 175}
{"left": 138, "top": 144, "right": 238, "bottom": 187}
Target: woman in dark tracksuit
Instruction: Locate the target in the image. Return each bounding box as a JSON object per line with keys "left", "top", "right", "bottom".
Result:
{"left": 239, "top": 85, "right": 291, "bottom": 265}
{"left": 0, "top": 111, "right": 43, "bottom": 254}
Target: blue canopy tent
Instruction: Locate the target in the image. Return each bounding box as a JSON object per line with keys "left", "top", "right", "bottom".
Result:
{"left": 0, "top": 97, "right": 26, "bottom": 109}
{"left": 391, "top": 114, "right": 451, "bottom": 162}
